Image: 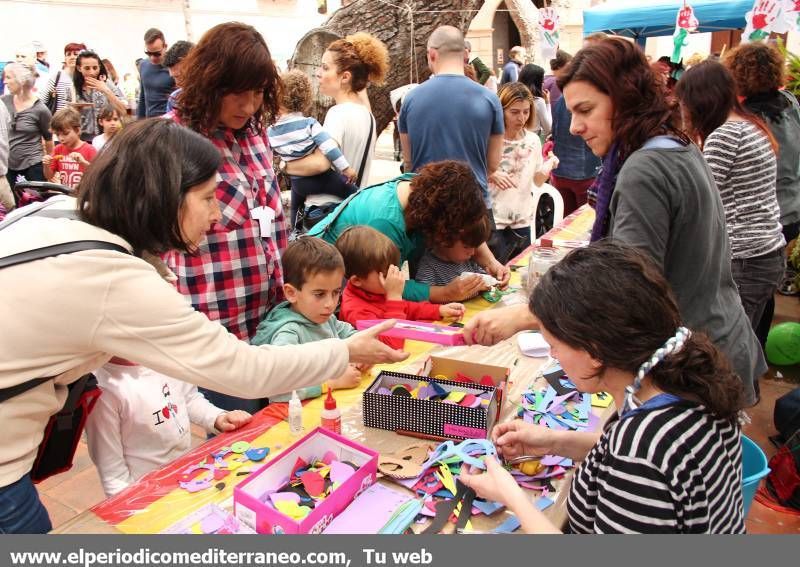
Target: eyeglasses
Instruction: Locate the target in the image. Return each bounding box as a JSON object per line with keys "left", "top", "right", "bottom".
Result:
{"left": 144, "top": 50, "right": 163, "bottom": 57}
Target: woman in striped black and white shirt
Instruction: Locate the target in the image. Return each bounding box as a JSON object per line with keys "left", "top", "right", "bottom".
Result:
{"left": 41, "top": 43, "right": 85, "bottom": 114}
{"left": 675, "top": 61, "right": 785, "bottom": 337}
{"left": 461, "top": 242, "right": 747, "bottom": 533}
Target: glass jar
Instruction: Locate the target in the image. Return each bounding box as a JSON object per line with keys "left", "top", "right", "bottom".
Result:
{"left": 527, "top": 247, "right": 559, "bottom": 292}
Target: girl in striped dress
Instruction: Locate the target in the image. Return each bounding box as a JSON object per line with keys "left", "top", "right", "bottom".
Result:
{"left": 675, "top": 61, "right": 785, "bottom": 338}
{"left": 461, "top": 242, "right": 747, "bottom": 533}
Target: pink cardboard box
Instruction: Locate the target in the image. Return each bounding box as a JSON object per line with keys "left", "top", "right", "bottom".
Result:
{"left": 233, "top": 427, "right": 378, "bottom": 534}
{"left": 355, "top": 319, "right": 465, "bottom": 346}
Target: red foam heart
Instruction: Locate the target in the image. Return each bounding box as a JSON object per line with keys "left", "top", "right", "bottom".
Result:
{"left": 300, "top": 470, "right": 325, "bottom": 497}
{"left": 460, "top": 394, "right": 478, "bottom": 407}
{"left": 291, "top": 457, "right": 309, "bottom": 479}
{"left": 479, "top": 375, "right": 496, "bottom": 387}
{"left": 162, "top": 406, "right": 170, "bottom": 419}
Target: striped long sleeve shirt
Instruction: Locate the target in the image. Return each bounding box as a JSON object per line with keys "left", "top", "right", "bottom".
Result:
{"left": 703, "top": 120, "right": 785, "bottom": 259}
{"left": 268, "top": 113, "right": 351, "bottom": 173}
{"left": 567, "top": 401, "right": 745, "bottom": 534}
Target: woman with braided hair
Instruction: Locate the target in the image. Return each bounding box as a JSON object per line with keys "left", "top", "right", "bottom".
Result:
{"left": 460, "top": 242, "right": 747, "bottom": 534}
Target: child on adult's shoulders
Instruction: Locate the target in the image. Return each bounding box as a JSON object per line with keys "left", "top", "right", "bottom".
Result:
{"left": 336, "top": 225, "right": 465, "bottom": 349}
{"left": 251, "top": 237, "right": 367, "bottom": 401}
{"left": 42, "top": 107, "right": 97, "bottom": 190}
{"left": 415, "top": 214, "right": 493, "bottom": 297}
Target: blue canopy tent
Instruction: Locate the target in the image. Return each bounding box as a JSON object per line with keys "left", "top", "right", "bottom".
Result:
{"left": 583, "top": 0, "right": 750, "bottom": 45}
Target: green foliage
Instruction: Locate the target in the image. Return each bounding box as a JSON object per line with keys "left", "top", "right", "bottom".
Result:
{"left": 776, "top": 39, "right": 800, "bottom": 99}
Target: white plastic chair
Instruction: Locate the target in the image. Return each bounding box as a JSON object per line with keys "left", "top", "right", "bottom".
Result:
{"left": 531, "top": 183, "right": 564, "bottom": 243}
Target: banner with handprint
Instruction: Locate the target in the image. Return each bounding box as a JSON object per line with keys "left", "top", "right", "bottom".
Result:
{"left": 538, "top": 7, "right": 560, "bottom": 61}
{"left": 772, "top": 0, "right": 800, "bottom": 33}
{"left": 671, "top": 4, "right": 699, "bottom": 63}
{"left": 743, "top": 0, "right": 782, "bottom": 42}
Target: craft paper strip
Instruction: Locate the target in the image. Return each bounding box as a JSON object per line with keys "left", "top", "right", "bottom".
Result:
{"left": 472, "top": 499, "right": 505, "bottom": 516}
{"left": 535, "top": 496, "right": 554, "bottom": 511}
{"left": 492, "top": 515, "right": 521, "bottom": 533}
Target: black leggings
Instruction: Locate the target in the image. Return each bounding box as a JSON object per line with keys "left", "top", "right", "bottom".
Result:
{"left": 289, "top": 169, "right": 357, "bottom": 229}
{"left": 6, "top": 162, "right": 45, "bottom": 193}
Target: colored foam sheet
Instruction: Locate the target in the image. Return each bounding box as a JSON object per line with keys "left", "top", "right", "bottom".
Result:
{"left": 230, "top": 441, "right": 250, "bottom": 454}
{"left": 290, "top": 457, "right": 309, "bottom": 479}
{"left": 275, "top": 500, "right": 312, "bottom": 520}
{"left": 330, "top": 461, "right": 356, "bottom": 485}
{"left": 269, "top": 492, "right": 301, "bottom": 507}
{"left": 245, "top": 447, "right": 269, "bottom": 461}
{"left": 591, "top": 391, "right": 614, "bottom": 408}
{"left": 300, "top": 470, "right": 325, "bottom": 497}
{"left": 472, "top": 499, "right": 504, "bottom": 516}
{"left": 323, "top": 483, "right": 413, "bottom": 534}
{"left": 355, "top": 319, "right": 466, "bottom": 346}
{"left": 535, "top": 496, "right": 554, "bottom": 511}
{"left": 543, "top": 369, "right": 573, "bottom": 396}
{"left": 492, "top": 515, "right": 521, "bottom": 534}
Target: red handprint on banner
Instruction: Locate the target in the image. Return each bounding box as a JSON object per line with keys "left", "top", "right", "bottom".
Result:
{"left": 752, "top": 0, "right": 780, "bottom": 29}
{"left": 677, "top": 6, "right": 699, "bottom": 30}
{"left": 538, "top": 7, "right": 559, "bottom": 32}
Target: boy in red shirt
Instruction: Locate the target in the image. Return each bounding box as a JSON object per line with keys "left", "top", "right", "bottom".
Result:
{"left": 335, "top": 225, "right": 464, "bottom": 349}
{"left": 42, "top": 107, "right": 97, "bottom": 190}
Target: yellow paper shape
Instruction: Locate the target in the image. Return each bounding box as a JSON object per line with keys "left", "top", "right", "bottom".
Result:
{"left": 446, "top": 391, "right": 466, "bottom": 403}
{"left": 190, "top": 523, "right": 203, "bottom": 534}
{"left": 436, "top": 464, "right": 457, "bottom": 496}
{"left": 275, "top": 500, "right": 312, "bottom": 520}
{"left": 591, "top": 392, "right": 613, "bottom": 408}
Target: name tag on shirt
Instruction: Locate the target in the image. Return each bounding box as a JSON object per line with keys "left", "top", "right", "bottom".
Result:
{"left": 251, "top": 206, "right": 275, "bottom": 239}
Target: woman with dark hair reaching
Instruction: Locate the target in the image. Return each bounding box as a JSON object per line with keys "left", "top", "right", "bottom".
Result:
{"left": 465, "top": 37, "right": 765, "bottom": 405}
{"left": 310, "top": 160, "right": 510, "bottom": 303}
{"left": 675, "top": 60, "right": 785, "bottom": 346}
{"left": 165, "top": 22, "right": 290, "bottom": 413}
{"left": 461, "top": 242, "right": 746, "bottom": 533}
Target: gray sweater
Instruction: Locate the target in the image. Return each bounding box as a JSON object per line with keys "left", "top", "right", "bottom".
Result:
{"left": 609, "top": 143, "right": 765, "bottom": 403}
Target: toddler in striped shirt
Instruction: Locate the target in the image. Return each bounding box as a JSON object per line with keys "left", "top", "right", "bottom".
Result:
{"left": 415, "top": 215, "right": 492, "bottom": 295}
{"left": 268, "top": 70, "right": 357, "bottom": 226}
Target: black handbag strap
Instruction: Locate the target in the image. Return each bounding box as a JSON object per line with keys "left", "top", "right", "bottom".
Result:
{"left": 355, "top": 114, "right": 375, "bottom": 187}
{"left": 55, "top": 373, "right": 93, "bottom": 430}
{"left": 0, "top": 377, "right": 52, "bottom": 404}
{"left": 0, "top": 240, "right": 129, "bottom": 270}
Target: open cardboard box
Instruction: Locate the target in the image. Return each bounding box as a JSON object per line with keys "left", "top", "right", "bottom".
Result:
{"left": 363, "top": 370, "right": 498, "bottom": 441}
{"left": 419, "top": 355, "right": 510, "bottom": 418}
{"left": 233, "top": 427, "right": 378, "bottom": 534}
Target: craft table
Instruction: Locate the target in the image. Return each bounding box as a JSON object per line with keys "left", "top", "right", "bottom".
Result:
{"left": 54, "top": 207, "right": 600, "bottom": 535}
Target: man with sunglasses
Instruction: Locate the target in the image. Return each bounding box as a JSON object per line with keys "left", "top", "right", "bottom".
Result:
{"left": 136, "top": 28, "right": 175, "bottom": 119}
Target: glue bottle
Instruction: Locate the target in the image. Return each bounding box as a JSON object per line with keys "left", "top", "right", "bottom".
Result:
{"left": 288, "top": 390, "right": 303, "bottom": 436}
{"left": 321, "top": 389, "right": 341, "bottom": 434}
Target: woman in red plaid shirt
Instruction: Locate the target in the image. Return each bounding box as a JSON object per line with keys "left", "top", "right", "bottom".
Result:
{"left": 164, "top": 22, "right": 288, "bottom": 413}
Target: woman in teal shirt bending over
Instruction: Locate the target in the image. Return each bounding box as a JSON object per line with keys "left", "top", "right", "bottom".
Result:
{"left": 309, "top": 160, "right": 510, "bottom": 302}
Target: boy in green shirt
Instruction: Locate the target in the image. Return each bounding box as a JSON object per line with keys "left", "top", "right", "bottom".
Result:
{"left": 252, "top": 238, "right": 366, "bottom": 401}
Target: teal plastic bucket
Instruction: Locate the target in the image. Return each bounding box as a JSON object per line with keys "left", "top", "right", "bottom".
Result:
{"left": 741, "top": 435, "right": 770, "bottom": 517}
